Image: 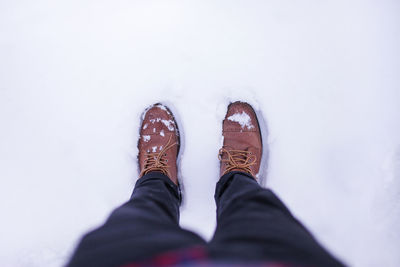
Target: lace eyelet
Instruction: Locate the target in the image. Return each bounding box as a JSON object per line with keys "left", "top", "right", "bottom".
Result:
{"left": 166, "top": 159, "right": 168, "bottom": 162}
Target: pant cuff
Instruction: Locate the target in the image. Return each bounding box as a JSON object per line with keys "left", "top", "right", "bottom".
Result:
{"left": 133, "top": 172, "right": 182, "bottom": 204}
{"left": 215, "top": 171, "right": 258, "bottom": 199}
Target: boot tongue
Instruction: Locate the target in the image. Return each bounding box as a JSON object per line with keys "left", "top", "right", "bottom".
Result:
{"left": 140, "top": 135, "right": 176, "bottom": 178}
{"left": 220, "top": 147, "right": 255, "bottom": 176}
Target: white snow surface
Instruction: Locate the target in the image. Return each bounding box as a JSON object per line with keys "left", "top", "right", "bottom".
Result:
{"left": 228, "top": 111, "right": 255, "bottom": 130}
{"left": 0, "top": 1, "right": 399, "bottom": 266}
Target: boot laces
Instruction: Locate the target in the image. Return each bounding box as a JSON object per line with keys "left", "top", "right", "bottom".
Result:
{"left": 219, "top": 147, "right": 257, "bottom": 176}
{"left": 140, "top": 135, "right": 177, "bottom": 178}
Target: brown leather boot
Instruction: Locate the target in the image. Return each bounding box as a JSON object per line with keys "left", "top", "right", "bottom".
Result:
{"left": 219, "top": 101, "right": 262, "bottom": 179}
{"left": 138, "top": 104, "right": 180, "bottom": 185}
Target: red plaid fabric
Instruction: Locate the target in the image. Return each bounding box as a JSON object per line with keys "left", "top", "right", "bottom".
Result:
{"left": 121, "top": 246, "right": 298, "bottom": 267}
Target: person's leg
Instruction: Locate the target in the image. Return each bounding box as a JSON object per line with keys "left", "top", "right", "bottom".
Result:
{"left": 208, "top": 171, "right": 345, "bottom": 267}
{"left": 67, "top": 104, "right": 206, "bottom": 267}
{"left": 210, "top": 101, "right": 345, "bottom": 266}
{"left": 67, "top": 172, "right": 206, "bottom": 267}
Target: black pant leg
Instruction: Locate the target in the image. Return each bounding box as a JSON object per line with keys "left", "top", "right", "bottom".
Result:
{"left": 67, "top": 172, "right": 206, "bottom": 267}
{"left": 208, "top": 171, "right": 345, "bottom": 267}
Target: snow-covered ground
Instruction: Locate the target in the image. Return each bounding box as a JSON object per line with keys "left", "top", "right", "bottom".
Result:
{"left": 1, "top": 1, "right": 399, "bottom": 266}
